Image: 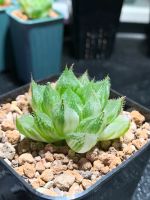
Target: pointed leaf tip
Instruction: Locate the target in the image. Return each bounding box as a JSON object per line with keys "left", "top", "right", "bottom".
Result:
{"left": 56, "top": 67, "right": 80, "bottom": 94}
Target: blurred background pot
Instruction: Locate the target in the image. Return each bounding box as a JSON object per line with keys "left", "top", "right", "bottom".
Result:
{"left": 0, "top": 7, "right": 10, "bottom": 72}
{"left": 72, "top": 0, "right": 123, "bottom": 60}
{"left": 7, "top": 6, "right": 64, "bottom": 83}
{"left": 0, "top": 0, "right": 22, "bottom": 73}
{"left": 125, "top": 0, "right": 137, "bottom": 4}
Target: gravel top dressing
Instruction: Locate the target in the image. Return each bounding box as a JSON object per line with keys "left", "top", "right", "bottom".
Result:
{"left": 11, "top": 0, "right": 60, "bottom": 22}
{"left": 0, "top": 70, "right": 150, "bottom": 197}
{"left": 12, "top": 9, "right": 59, "bottom": 21}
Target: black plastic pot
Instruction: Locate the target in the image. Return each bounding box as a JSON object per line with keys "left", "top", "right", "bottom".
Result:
{"left": 0, "top": 75, "right": 150, "bottom": 200}
{"left": 132, "top": 157, "right": 150, "bottom": 200}
{"left": 72, "top": 0, "right": 123, "bottom": 60}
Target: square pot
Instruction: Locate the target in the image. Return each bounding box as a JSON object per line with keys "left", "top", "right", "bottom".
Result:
{"left": 0, "top": 7, "right": 9, "bottom": 72}
{"left": 0, "top": 75, "right": 150, "bottom": 200}
{"left": 6, "top": 6, "right": 64, "bottom": 83}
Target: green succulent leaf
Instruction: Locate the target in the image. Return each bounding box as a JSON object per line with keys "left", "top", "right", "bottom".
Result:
{"left": 42, "top": 83, "right": 60, "bottom": 116}
{"left": 82, "top": 92, "right": 101, "bottom": 119}
{"left": 103, "top": 97, "right": 124, "bottom": 125}
{"left": 16, "top": 114, "right": 48, "bottom": 142}
{"left": 98, "top": 115, "right": 130, "bottom": 141}
{"left": 56, "top": 68, "right": 80, "bottom": 94}
{"left": 51, "top": 101, "right": 64, "bottom": 137}
{"left": 79, "top": 82, "right": 95, "bottom": 103}
{"left": 66, "top": 132, "right": 98, "bottom": 153}
{"left": 79, "top": 71, "right": 90, "bottom": 87}
{"left": 19, "top": 0, "right": 53, "bottom": 19}
{"left": 62, "top": 88, "right": 83, "bottom": 117}
{"left": 31, "top": 80, "right": 46, "bottom": 112}
{"left": 94, "top": 76, "right": 110, "bottom": 110}
{"left": 34, "top": 112, "right": 60, "bottom": 142}
{"left": 63, "top": 104, "right": 80, "bottom": 135}
{"left": 52, "top": 101, "right": 79, "bottom": 137}
{"left": 16, "top": 68, "right": 130, "bottom": 153}
{"left": 77, "top": 113, "right": 103, "bottom": 133}
{"left": 67, "top": 113, "right": 103, "bottom": 153}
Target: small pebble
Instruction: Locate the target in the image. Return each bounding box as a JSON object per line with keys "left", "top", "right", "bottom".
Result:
{"left": 0, "top": 142, "right": 15, "bottom": 160}
{"left": 36, "top": 161, "right": 45, "bottom": 173}
{"left": 79, "top": 170, "right": 93, "bottom": 179}
{"left": 54, "top": 173, "right": 75, "bottom": 190}
{"left": 41, "top": 169, "right": 54, "bottom": 182}
{"left": 131, "top": 111, "right": 145, "bottom": 125}
{"left": 79, "top": 158, "right": 92, "bottom": 170}
{"left": 82, "top": 179, "right": 92, "bottom": 190}
{"left": 18, "top": 153, "right": 34, "bottom": 165}
{"left": 6, "top": 130, "right": 20, "bottom": 145}
{"left": 45, "top": 151, "right": 54, "bottom": 162}
{"left": 23, "top": 163, "right": 36, "bottom": 178}
{"left": 69, "top": 183, "right": 83, "bottom": 195}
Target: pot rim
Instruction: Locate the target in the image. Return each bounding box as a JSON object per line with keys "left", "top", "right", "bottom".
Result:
{"left": 0, "top": 5, "right": 9, "bottom": 12}
{"left": 0, "top": 0, "right": 16, "bottom": 12}
{"left": 0, "top": 8, "right": 6, "bottom": 12}
{"left": 6, "top": 5, "right": 64, "bottom": 25}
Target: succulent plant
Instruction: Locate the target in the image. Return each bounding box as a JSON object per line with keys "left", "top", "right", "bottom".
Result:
{"left": 0, "top": 0, "right": 5, "bottom": 5}
{"left": 16, "top": 68, "right": 130, "bottom": 153}
{"left": 18, "top": 0, "right": 53, "bottom": 19}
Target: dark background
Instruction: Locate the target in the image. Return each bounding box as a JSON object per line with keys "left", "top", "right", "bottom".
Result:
{"left": 1, "top": 32, "right": 150, "bottom": 108}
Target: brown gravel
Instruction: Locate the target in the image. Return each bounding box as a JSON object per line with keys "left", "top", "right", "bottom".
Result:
{"left": 130, "top": 110, "right": 145, "bottom": 125}
{"left": 66, "top": 170, "right": 83, "bottom": 183}
{"left": 12, "top": 9, "right": 59, "bottom": 21}
{"left": 41, "top": 169, "right": 54, "bottom": 182}
{"left": 36, "top": 161, "right": 45, "bottom": 173}
{"left": 1, "top": 120, "right": 15, "bottom": 131}
{"left": 79, "top": 158, "right": 92, "bottom": 170}
{"left": 23, "top": 163, "right": 36, "bottom": 178}
{"left": 54, "top": 173, "right": 75, "bottom": 190}
{"left": 82, "top": 179, "right": 92, "bottom": 190}
{"left": 45, "top": 151, "right": 54, "bottom": 162}
{"left": 93, "top": 160, "right": 104, "bottom": 171}
{"left": 5, "top": 130, "right": 20, "bottom": 145}
{"left": 18, "top": 153, "right": 34, "bottom": 165}
{"left": 0, "top": 92, "right": 149, "bottom": 197}
{"left": 12, "top": 10, "right": 28, "bottom": 21}
{"left": 69, "top": 183, "right": 83, "bottom": 195}
{"left": 14, "top": 166, "right": 24, "bottom": 176}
